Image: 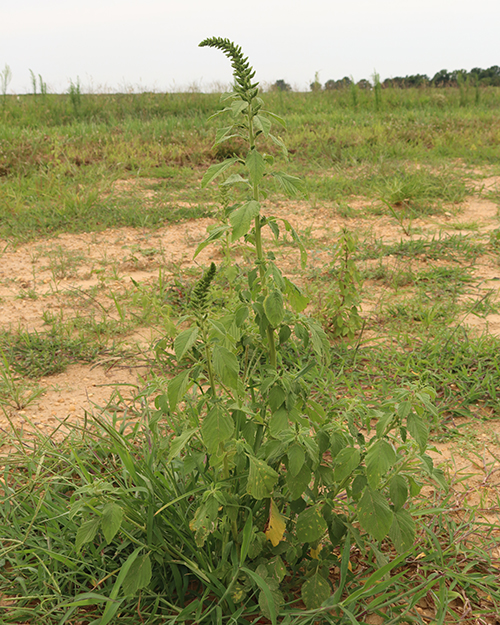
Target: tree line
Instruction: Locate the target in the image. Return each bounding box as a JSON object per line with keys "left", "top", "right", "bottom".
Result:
{"left": 272, "top": 66, "right": 500, "bottom": 92}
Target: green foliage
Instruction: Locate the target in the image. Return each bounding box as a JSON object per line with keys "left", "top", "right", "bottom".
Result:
{"left": 317, "top": 229, "right": 364, "bottom": 339}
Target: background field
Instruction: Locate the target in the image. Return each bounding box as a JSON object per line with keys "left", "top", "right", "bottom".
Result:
{"left": 1, "top": 86, "right": 500, "bottom": 623}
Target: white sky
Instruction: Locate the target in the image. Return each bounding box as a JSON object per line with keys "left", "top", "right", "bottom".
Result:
{"left": 2, "top": 0, "right": 499, "bottom": 93}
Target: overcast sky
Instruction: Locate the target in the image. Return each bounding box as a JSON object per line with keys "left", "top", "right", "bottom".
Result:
{"left": 2, "top": 0, "right": 499, "bottom": 93}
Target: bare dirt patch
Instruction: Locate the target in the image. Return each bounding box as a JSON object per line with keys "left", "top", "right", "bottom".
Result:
{"left": 1, "top": 179, "right": 499, "bottom": 450}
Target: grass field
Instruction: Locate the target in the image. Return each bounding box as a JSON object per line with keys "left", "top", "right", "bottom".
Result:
{"left": 0, "top": 86, "right": 500, "bottom": 624}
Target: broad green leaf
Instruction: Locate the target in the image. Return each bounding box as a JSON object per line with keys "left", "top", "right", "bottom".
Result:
{"left": 283, "top": 277, "right": 309, "bottom": 312}
{"left": 304, "top": 398, "right": 326, "bottom": 425}
{"left": 308, "top": 319, "right": 330, "bottom": 360}
{"left": 389, "top": 509, "right": 416, "bottom": 553}
{"left": 333, "top": 447, "right": 360, "bottom": 482}
{"left": 295, "top": 506, "right": 327, "bottom": 543}
{"left": 246, "top": 149, "right": 266, "bottom": 184}
{"left": 189, "top": 495, "right": 219, "bottom": 547}
{"left": 201, "top": 157, "right": 239, "bottom": 188}
{"left": 101, "top": 503, "right": 123, "bottom": 544}
{"left": 272, "top": 171, "right": 305, "bottom": 197}
{"left": 268, "top": 385, "right": 286, "bottom": 411}
{"left": 221, "top": 173, "right": 248, "bottom": 187}
{"left": 287, "top": 463, "right": 311, "bottom": 500}
{"left": 212, "top": 344, "right": 239, "bottom": 389}
{"left": 174, "top": 327, "right": 199, "bottom": 362}
{"left": 167, "top": 369, "right": 190, "bottom": 412}
{"left": 389, "top": 475, "right": 408, "bottom": 511}
{"left": 168, "top": 427, "right": 198, "bottom": 462}
{"left": 267, "top": 556, "right": 287, "bottom": 583}
{"left": 201, "top": 406, "right": 234, "bottom": 455}
{"left": 254, "top": 114, "right": 272, "bottom": 137}
{"left": 247, "top": 456, "right": 279, "bottom": 500}
{"left": 269, "top": 407, "right": 288, "bottom": 436}
{"left": 264, "top": 290, "right": 285, "bottom": 327}
{"left": 75, "top": 517, "right": 100, "bottom": 553}
{"left": 230, "top": 200, "right": 260, "bottom": 241}
{"left": 231, "top": 99, "right": 249, "bottom": 116}
{"left": 241, "top": 567, "right": 277, "bottom": 625}
{"left": 214, "top": 126, "right": 240, "bottom": 146}
{"left": 121, "top": 554, "right": 152, "bottom": 596}
{"left": 261, "top": 110, "right": 287, "bottom": 128}
{"left": 287, "top": 443, "right": 305, "bottom": 477}
{"left": 358, "top": 487, "right": 394, "bottom": 542}
{"left": 259, "top": 587, "right": 284, "bottom": 622}
{"left": 365, "top": 440, "right": 396, "bottom": 489}
{"left": 301, "top": 573, "right": 331, "bottom": 609}
{"left": 407, "top": 412, "right": 428, "bottom": 452}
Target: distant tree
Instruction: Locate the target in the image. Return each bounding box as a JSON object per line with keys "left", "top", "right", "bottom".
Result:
{"left": 272, "top": 79, "right": 291, "bottom": 92}
{"left": 324, "top": 77, "right": 352, "bottom": 90}
{"left": 432, "top": 69, "right": 452, "bottom": 87}
{"left": 356, "top": 79, "right": 371, "bottom": 90}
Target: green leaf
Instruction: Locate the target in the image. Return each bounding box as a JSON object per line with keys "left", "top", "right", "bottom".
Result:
{"left": 264, "top": 290, "right": 285, "bottom": 327}
{"left": 269, "top": 407, "right": 288, "bottom": 436}
{"left": 333, "top": 447, "right": 361, "bottom": 482}
{"left": 287, "top": 463, "right": 311, "bottom": 500}
{"left": 272, "top": 171, "right": 305, "bottom": 197}
{"left": 241, "top": 567, "right": 277, "bottom": 625}
{"left": 246, "top": 149, "right": 266, "bottom": 184}
{"left": 201, "top": 406, "right": 234, "bottom": 455}
{"left": 407, "top": 412, "right": 428, "bottom": 452}
{"left": 201, "top": 157, "right": 239, "bottom": 188}
{"left": 357, "top": 487, "right": 394, "bottom": 542}
{"left": 247, "top": 456, "right": 279, "bottom": 500}
{"left": 262, "top": 110, "right": 286, "bottom": 128}
{"left": 282, "top": 219, "right": 308, "bottom": 268}
{"left": 365, "top": 440, "right": 396, "bottom": 489}
{"left": 121, "top": 554, "right": 152, "bottom": 596}
{"left": 167, "top": 369, "right": 191, "bottom": 412}
{"left": 301, "top": 573, "right": 331, "bottom": 609}
{"left": 283, "top": 277, "right": 309, "bottom": 312}
{"left": 240, "top": 514, "right": 253, "bottom": 565}
{"left": 230, "top": 99, "right": 248, "bottom": 116}
{"left": 308, "top": 319, "right": 330, "bottom": 360}
{"left": 101, "top": 503, "right": 123, "bottom": 544}
{"left": 214, "top": 126, "right": 240, "bottom": 145}
{"left": 269, "top": 133, "right": 288, "bottom": 157}
{"left": 212, "top": 344, "right": 239, "bottom": 389}
{"left": 230, "top": 200, "right": 260, "bottom": 241}
{"left": 168, "top": 427, "right": 198, "bottom": 462}
{"left": 174, "top": 327, "right": 199, "bottom": 362}
{"left": 268, "top": 385, "right": 285, "bottom": 411}
{"left": 295, "top": 506, "right": 327, "bottom": 543}
{"left": 259, "top": 587, "right": 284, "bottom": 622}
{"left": 190, "top": 495, "right": 219, "bottom": 547}
{"left": 389, "top": 509, "right": 416, "bottom": 554}
{"left": 194, "top": 225, "right": 231, "bottom": 258}
{"left": 389, "top": 475, "right": 408, "bottom": 511}
{"left": 287, "top": 443, "right": 305, "bottom": 477}
{"left": 75, "top": 517, "right": 100, "bottom": 553}
{"left": 99, "top": 547, "right": 143, "bottom": 625}
{"left": 254, "top": 114, "right": 272, "bottom": 137}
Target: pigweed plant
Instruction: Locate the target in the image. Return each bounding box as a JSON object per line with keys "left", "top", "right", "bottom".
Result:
{"left": 152, "top": 38, "right": 444, "bottom": 619}
{"left": 1, "top": 40, "right": 446, "bottom": 625}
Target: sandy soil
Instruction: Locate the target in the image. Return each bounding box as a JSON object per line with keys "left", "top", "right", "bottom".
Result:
{"left": 1, "top": 176, "right": 500, "bottom": 515}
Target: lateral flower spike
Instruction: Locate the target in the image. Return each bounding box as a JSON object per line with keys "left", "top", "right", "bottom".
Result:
{"left": 199, "top": 37, "right": 259, "bottom": 101}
